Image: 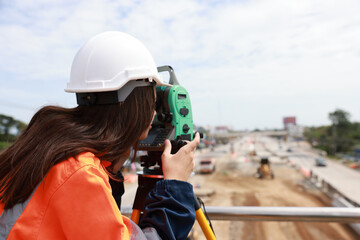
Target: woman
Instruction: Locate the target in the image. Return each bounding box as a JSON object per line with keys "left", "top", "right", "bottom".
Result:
{"left": 0, "top": 31, "right": 200, "bottom": 239}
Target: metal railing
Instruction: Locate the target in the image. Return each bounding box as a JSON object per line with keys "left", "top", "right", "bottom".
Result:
{"left": 121, "top": 206, "right": 360, "bottom": 223}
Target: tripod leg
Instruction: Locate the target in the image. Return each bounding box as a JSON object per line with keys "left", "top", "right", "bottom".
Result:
{"left": 131, "top": 209, "right": 141, "bottom": 224}
{"left": 195, "top": 197, "right": 216, "bottom": 240}
{"left": 131, "top": 174, "right": 163, "bottom": 225}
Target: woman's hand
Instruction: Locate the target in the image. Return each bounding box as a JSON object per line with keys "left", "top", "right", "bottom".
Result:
{"left": 161, "top": 133, "right": 200, "bottom": 181}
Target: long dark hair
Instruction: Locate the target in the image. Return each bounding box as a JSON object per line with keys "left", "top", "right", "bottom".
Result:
{"left": 0, "top": 86, "right": 155, "bottom": 209}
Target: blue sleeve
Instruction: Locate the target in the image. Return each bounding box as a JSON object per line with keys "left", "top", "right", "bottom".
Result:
{"left": 139, "top": 180, "right": 195, "bottom": 240}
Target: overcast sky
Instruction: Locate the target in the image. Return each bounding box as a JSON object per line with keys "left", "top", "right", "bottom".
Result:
{"left": 1, "top": 0, "right": 359, "bottom": 130}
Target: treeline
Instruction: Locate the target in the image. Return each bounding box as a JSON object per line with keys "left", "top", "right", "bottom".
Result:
{"left": 0, "top": 114, "right": 27, "bottom": 149}
{"left": 304, "top": 109, "right": 360, "bottom": 156}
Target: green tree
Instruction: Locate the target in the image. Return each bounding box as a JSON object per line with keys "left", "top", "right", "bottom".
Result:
{"left": 0, "top": 114, "right": 28, "bottom": 146}
{"left": 304, "top": 126, "right": 332, "bottom": 153}
{"left": 15, "top": 120, "right": 27, "bottom": 135}
{"left": 328, "top": 109, "right": 352, "bottom": 154}
{"left": 0, "top": 114, "right": 17, "bottom": 136}
{"left": 304, "top": 109, "right": 360, "bottom": 156}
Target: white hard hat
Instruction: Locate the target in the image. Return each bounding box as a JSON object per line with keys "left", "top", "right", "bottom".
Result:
{"left": 65, "top": 31, "right": 171, "bottom": 104}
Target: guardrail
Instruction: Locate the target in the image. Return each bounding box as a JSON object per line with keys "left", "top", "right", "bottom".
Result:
{"left": 121, "top": 206, "right": 360, "bottom": 223}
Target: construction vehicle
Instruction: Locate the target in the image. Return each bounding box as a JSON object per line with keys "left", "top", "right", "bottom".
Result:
{"left": 255, "top": 157, "right": 274, "bottom": 179}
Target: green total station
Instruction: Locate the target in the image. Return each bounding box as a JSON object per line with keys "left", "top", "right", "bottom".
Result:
{"left": 138, "top": 66, "right": 193, "bottom": 152}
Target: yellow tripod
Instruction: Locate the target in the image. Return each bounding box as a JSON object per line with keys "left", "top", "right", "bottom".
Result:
{"left": 194, "top": 195, "right": 216, "bottom": 240}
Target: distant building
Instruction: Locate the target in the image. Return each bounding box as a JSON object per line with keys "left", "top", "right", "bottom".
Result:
{"left": 283, "top": 117, "right": 296, "bottom": 130}
{"left": 288, "top": 125, "right": 304, "bottom": 139}
{"left": 212, "top": 126, "right": 230, "bottom": 144}
{"left": 213, "top": 126, "right": 229, "bottom": 134}
{"left": 283, "top": 117, "right": 304, "bottom": 139}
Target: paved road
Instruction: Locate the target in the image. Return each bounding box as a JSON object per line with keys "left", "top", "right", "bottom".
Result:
{"left": 260, "top": 135, "right": 360, "bottom": 206}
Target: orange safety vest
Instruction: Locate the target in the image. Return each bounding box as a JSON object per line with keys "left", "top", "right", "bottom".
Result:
{"left": 0, "top": 152, "right": 141, "bottom": 239}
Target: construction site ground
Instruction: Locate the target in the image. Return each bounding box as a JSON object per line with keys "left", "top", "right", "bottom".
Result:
{"left": 188, "top": 147, "right": 359, "bottom": 240}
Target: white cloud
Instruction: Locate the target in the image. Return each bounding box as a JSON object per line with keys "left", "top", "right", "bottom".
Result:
{"left": 0, "top": 0, "right": 360, "bottom": 129}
